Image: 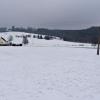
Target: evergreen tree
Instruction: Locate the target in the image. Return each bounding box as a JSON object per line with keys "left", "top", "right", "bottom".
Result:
{"left": 22, "top": 36, "right": 29, "bottom": 45}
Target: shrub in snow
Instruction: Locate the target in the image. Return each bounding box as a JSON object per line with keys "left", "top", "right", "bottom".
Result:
{"left": 37, "top": 34, "right": 40, "bottom": 39}
{"left": 22, "top": 36, "right": 29, "bottom": 45}
{"left": 26, "top": 35, "right": 31, "bottom": 38}
{"left": 44, "top": 35, "right": 52, "bottom": 40}
{"left": 33, "top": 35, "right": 36, "bottom": 38}
{"left": 39, "top": 35, "right": 43, "bottom": 39}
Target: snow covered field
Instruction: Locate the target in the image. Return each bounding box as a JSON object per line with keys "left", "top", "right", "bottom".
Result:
{"left": 0, "top": 32, "right": 99, "bottom": 100}
{"left": 0, "top": 32, "right": 93, "bottom": 48}
{"left": 0, "top": 46, "right": 100, "bottom": 100}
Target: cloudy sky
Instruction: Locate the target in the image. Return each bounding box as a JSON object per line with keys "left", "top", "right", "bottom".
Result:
{"left": 0, "top": 0, "right": 100, "bottom": 29}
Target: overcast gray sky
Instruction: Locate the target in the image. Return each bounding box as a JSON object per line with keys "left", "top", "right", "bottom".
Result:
{"left": 0, "top": 0, "right": 100, "bottom": 29}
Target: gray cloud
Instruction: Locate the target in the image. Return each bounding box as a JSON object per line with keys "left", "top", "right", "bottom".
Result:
{"left": 0, "top": 0, "right": 100, "bottom": 29}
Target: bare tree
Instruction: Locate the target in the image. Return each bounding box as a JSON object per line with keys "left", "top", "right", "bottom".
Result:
{"left": 22, "top": 36, "right": 29, "bottom": 45}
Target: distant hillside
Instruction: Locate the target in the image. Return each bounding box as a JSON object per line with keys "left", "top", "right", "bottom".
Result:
{"left": 0, "top": 26, "right": 100, "bottom": 43}
{"left": 0, "top": 32, "right": 92, "bottom": 47}
{"left": 34, "top": 27, "right": 100, "bottom": 43}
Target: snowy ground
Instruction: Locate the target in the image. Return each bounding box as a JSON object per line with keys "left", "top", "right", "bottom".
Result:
{"left": 0, "top": 46, "right": 100, "bottom": 100}
{"left": 0, "top": 32, "right": 99, "bottom": 100}
{"left": 0, "top": 32, "right": 93, "bottom": 48}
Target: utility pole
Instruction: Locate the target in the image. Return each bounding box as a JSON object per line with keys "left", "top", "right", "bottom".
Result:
{"left": 97, "top": 38, "right": 100, "bottom": 55}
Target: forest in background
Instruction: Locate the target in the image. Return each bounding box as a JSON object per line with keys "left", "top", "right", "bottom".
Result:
{"left": 0, "top": 26, "right": 100, "bottom": 44}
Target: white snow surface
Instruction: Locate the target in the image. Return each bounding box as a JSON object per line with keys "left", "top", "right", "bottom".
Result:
{"left": 0, "top": 32, "right": 99, "bottom": 100}
{"left": 0, "top": 32, "right": 93, "bottom": 48}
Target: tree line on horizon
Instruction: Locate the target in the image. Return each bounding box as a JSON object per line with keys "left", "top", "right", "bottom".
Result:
{"left": 0, "top": 26, "right": 100, "bottom": 44}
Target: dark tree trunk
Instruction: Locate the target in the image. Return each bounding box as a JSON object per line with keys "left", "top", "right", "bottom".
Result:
{"left": 97, "top": 40, "right": 100, "bottom": 55}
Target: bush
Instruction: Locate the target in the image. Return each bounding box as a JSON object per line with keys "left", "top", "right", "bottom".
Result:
{"left": 33, "top": 35, "right": 36, "bottom": 38}
{"left": 22, "top": 36, "right": 29, "bottom": 45}
{"left": 44, "top": 35, "right": 51, "bottom": 40}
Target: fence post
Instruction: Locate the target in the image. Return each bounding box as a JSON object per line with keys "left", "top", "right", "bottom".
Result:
{"left": 97, "top": 38, "right": 100, "bottom": 55}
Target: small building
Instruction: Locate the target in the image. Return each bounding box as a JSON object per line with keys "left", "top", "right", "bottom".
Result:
{"left": 0, "top": 37, "right": 22, "bottom": 46}
{"left": 0, "top": 37, "right": 9, "bottom": 46}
